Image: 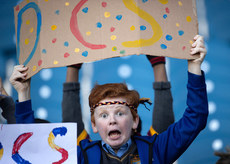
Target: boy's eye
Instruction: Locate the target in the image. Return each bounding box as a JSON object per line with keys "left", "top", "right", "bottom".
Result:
{"left": 101, "top": 113, "right": 108, "bottom": 118}
{"left": 117, "top": 112, "right": 123, "bottom": 116}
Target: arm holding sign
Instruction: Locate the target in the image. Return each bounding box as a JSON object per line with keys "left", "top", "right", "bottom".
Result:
{"left": 9, "top": 65, "right": 34, "bottom": 123}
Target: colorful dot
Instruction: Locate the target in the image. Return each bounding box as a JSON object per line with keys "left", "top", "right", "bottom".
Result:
{"left": 166, "top": 35, "right": 172, "bottom": 41}
{"left": 32, "top": 66, "right": 36, "bottom": 71}
{"left": 140, "top": 25, "right": 146, "bottom": 31}
{"left": 186, "top": 16, "right": 192, "bottom": 22}
{"left": 52, "top": 38, "right": 57, "bottom": 43}
{"left": 189, "top": 40, "right": 194, "bottom": 44}
{"left": 65, "top": 2, "right": 69, "bottom": 6}
{"left": 130, "top": 26, "right": 135, "bottom": 31}
{"left": 30, "top": 27, "right": 34, "bottom": 33}
{"left": 163, "top": 14, "right": 167, "bottom": 19}
{"left": 182, "top": 46, "right": 186, "bottom": 50}
{"left": 75, "top": 48, "right": 80, "bottom": 52}
{"left": 110, "top": 27, "right": 115, "bottom": 32}
{"left": 102, "top": 2, "right": 107, "bottom": 7}
{"left": 142, "top": 0, "right": 148, "bottom": 3}
{"left": 96, "top": 22, "right": 102, "bottom": 28}
{"left": 64, "top": 52, "right": 70, "bottom": 58}
{"left": 104, "top": 12, "right": 111, "bottom": 18}
{"left": 178, "top": 30, "right": 184, "bottom": 36}
{"left": 15, "top": 5, "right": 19, "bottom": 11}
{"left": 86, "top": 31, "right": 91, "bottom": 36}
{"left": 42, "top": 49, "right": 47, "bottom": 54}
{"left": 55, "top": 10, "right": 60, "bottom": 15}
{"left": 51, "top": 25, "right": 57, "bottom": 30}
{"left": 158, "top": 0, "right": 168, "bottom": 4}
{"left": 38, "top": 60, "right": 42, "bottom": 66}
{"left": 82, "top": 7, "right": 88, "bottom": 13}
{"left": 178, "top": 1, "right": 183, "bottom": 6}
{"left": 26, "top": 0, "right": 30, "bottom": 3}
{"left": 26, "top": 20, "right": 30, "bottom": 25}
{"left": 53, "top": 60, "right": 58, "bottom": 65}
{"left": 44, "top": 0, "right": 49, "bottom": 1}
{"left": 165, "top": 7, "right": 170, "bottom": 14}
{"left": 161, "top": 44, "right": 167, "bottom": 49}
{"left": 116, "top": 15, "right": 122, "bottom": 21}
{"left": 176, "top": 23, "right": 180, "bottom": 27}
{"left": 64, "top": 41, "right": 69, "bottom": 47}
{"left": 111, "top": 35, "right": 117, "bottom": 40}
{"left": 25, "top": 39, "right": 29, "bottom": 45}
{"left": 120, "top": 50, "right": 125, "bottom": 54}
{"left": 112, "top": 46, "right": 117, "bottom": 51}
{"left": 82, "top": 51, "right": 88, "bottom": 57}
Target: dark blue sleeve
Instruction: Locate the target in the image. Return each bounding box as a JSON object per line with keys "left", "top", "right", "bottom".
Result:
{"left": 15, "top": 100, "right": 35, "bottom": 123}
{"left": 152, "top": 71, "right": 208, "bottom": 164}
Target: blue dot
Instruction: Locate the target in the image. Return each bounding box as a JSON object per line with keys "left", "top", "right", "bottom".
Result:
{"left": 96, "top": 22, "right": 102, "bottom": 28}
{"left": 163, "top": 14, "right": 167, "bottom": 19}
{"left": 55, "top": 10, "right": 60, "bottom": 15}
{"left": 64, "top": 41, "right": 69, "bottom": 47}
{"left": 178, "top": 30, "right": 184, "bottom": 36}
{"left": 82, "top": 51, "right": 88, "bottom": 57}
{"left": 82, "top": 7, "right": 88, "bottom": 13}
{"left": 166, "top": 35, "right": 172, "bottom": 41}
{"left": 161, "top": 44, "right": 167, "bottom": 49}
{"left": 116, "top": 15, "right": 122, "bottom": 21}
{"left": 142, "top": 0, "right": 148, "bottom": 3}
{"left": 140, "top": 25, "right": 146, "bottom": 31}
{"left": 42, "top": 49, "right": 47, "bottom": 54}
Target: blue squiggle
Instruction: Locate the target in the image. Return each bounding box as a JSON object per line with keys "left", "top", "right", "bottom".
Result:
{"left": 17, "top": 2, "right": 42, "bottom": 65}
{"left": 52, "top": 127, "right": 67, "bottom": 137}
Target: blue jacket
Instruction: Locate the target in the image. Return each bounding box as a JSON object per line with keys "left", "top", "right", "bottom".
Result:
{"left": 15, "top": 72, "right": 208, "bottom": 164}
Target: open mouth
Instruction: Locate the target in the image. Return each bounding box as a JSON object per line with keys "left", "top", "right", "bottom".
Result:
{"left": 108, "top": 130, "right": 121, "bottom": 139}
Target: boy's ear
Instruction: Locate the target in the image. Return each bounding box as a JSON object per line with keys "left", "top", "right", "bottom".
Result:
{"left": 91, "top": 121, "right": 98, "bottom": 133}
{"left": 132, "top": 115, "right": 139, "bottom": 130}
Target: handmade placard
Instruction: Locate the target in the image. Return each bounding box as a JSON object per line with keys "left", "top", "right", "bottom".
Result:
{"left": 0, "top": 123, "right": 77, "bottom": 163}
{"left": 14, "top": 0, "right": 198, "bottom": 78}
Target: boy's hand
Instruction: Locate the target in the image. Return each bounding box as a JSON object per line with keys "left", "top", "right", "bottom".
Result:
{"left": 188, "top": 35, "right": 207, "bottom": 75}
{"left": 9, "top": 65, "right": 31, "bottom": 102}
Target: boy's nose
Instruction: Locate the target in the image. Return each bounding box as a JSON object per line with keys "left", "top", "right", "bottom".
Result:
{"left": 109, "top": 115, "right": 117, "bottom": 125}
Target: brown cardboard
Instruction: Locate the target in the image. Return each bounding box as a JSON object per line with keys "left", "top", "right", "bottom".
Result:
{"left": 14, "top": 0, "right": 198, "bottom": 78}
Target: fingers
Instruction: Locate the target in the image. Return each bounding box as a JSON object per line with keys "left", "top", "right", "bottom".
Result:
{"left": 10, "top": 65, "right": 28, "bottom": 84}
{"left": 190, "top": 35, "right": 207, "bottom": 55}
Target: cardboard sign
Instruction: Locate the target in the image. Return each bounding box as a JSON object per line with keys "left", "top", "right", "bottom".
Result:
{"left": 0, "top": 123, "right": 77, "bottom": 163}
{"left": 14, "top": 0, "right": 198, "bottom": 78}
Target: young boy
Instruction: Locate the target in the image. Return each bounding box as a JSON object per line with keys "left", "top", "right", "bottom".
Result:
{"left": 10, "top": 35, "right": 207, "bottom": 163}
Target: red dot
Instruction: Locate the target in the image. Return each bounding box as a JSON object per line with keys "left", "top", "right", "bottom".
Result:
{"left": 64, "top": 52, "right": 70, "bottom": 58}
{"left": 182, "top": 46, "right": 186, "bottom": 50}
{"left": 16, "top": 5, "right": 19, "bottom": 11}
{"left": 38, "top": 60, "right": 42, "bottom": 66}
{"left": 110, "top": 27, "right": 115, "bottom": 32}
{"left": 52, "top": 38, "right": 57, "bottom": 43}
{"left": 165, "top": 7, "right": 170, "bottom": 14}
{"left": 102, "top": 2, "right": 107, "bottom": 7}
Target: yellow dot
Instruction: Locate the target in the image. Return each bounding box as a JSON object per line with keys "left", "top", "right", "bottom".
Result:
{"left": 26, "top": 20, "right": 30, "bottom": 25}
{"left": 86, "top": 31, "right": 91, "bottom": 36}
{"left": 75, "top": 48, "right": 80, "bottom": 53}
{"left": 26, "top": 0, "right": 30, "bottom": 3}
{"left": 65, "top": 2, "right": 69, "bottom": 6}
{"left": 112, "top": 46, "right": 117, "bottom": 51}
{"left": 130, "top": 26, "right": 135, "bottom": 31}
{"left": 189, "top": 40, "right": 194, "bottom": 45}
{"left": 111, "top": 35, "right": 117, "bottom": 40}
{"left": 25, "top": 39, "right": 29, "bottom": 45}
{"left": 30, "top": 27, "right": 34, "bottom": 33}
{"left": 158, "top": 0, "right": 168, "bottom": 4}
{"left": 32, "top": 66, "right": 36, "bottom": 71}
{"left": 51, "top": 25, "right": 57, "bottom": 31}
{"left": 178, "top": 1, "right": 182, "bottom": 6}
{"left": 186, "top": 16, "right": 192, "bottom": 22}
{"left": 44, "top": 0, "right": 49, "bottom": 1}
{"left": 53, "top": 60, "right": 59, "bottom": 65}
{"left": 176, "top": 23, "right": 180, "bottom": 27}
{"left": 104, "top": 12, "right": 111, "bottom": 18}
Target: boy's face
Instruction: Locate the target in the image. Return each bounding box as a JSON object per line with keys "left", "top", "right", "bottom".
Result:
{"left": 91, "top": 97, "right": 139, "bottom": 149}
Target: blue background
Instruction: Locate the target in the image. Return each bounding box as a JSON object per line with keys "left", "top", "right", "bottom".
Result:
{"left": 0, "top": 0, "right": 230, "bottom": 163}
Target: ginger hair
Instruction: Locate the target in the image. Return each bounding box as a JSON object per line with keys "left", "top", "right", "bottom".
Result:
{"left": 89, "top": 83, "right": 140, "bottom": 123}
